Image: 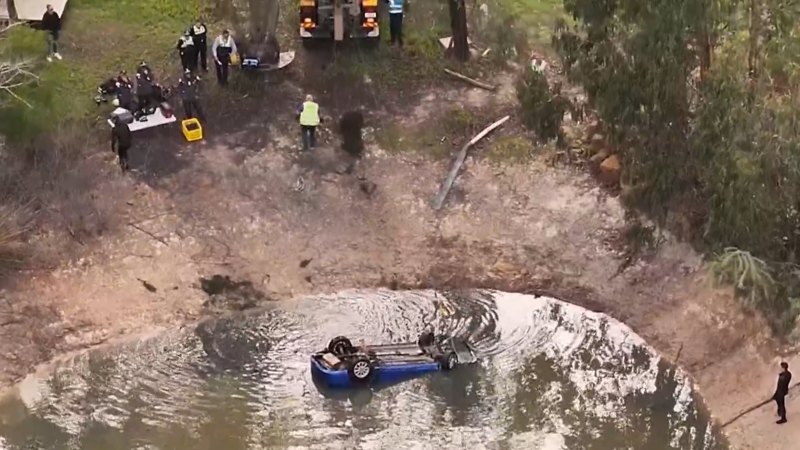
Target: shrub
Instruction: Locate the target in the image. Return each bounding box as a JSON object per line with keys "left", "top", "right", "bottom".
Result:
{"left": 0, "top": 202, "right": 33, "bottom": 273}
{"left": 710, "top": 248, "right": 775, "bottom": 310}
{"left": 486, "top": 136, "right": 533, "bottom": 163}
{"left": 516, "top": 68, "right": 567, "bottom": 143}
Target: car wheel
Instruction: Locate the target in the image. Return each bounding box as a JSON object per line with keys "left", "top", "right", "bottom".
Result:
{"left": 348, "top": 387, "right": 374, "bottom": 408}
{"left": 348, "top": 357, "right": 373, "bottom": 384}
{"left": 328, "top": 336, "right": 353, "bottom": 356}
{"left": 441, "top": 352, "right": 458, "bottom": 371}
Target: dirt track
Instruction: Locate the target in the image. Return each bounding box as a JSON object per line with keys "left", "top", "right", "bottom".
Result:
{"left": 0, "top": 54, "right": 798, "bottom": 449}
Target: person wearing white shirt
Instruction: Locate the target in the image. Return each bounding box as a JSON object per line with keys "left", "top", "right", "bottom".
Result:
{"left": 211, "top": 30, "right": 238, "bottom": 86}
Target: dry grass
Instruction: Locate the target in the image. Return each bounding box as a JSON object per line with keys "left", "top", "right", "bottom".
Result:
{"left": 0, "top": 202, "right": 33, "bottom": 272}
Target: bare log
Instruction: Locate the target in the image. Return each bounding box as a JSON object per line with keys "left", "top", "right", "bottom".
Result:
{"left": 431, "top": 115, "right": 510, "bottom": 210}
{"left": 721, "top": 381, "right": 800, "bottom": 428}
{"left": 443, "top": 68, "right": 495, "bottom": 91}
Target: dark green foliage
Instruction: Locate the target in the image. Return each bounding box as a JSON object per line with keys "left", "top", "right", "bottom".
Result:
{"left": 516, "top": 69, "right": 568, "bottom": 143}
{"left": 555, "top": 0, "right": 800, "bottom": 333}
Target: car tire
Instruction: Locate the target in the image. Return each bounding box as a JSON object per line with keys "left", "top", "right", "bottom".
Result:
{"left": 440, "top": 352, "right": 458, "bottom": 371}
{"left": 348, "top": 357, "right": 373, "bottom": 384}
{"left": 349, "top": 387, "right": 374, "bottom": 407}
{"left": 328, "top": 336, "right": 353, "bottom": 356}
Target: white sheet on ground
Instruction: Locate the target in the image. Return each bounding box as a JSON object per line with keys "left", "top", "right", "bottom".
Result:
{"left": 2, "top": 0, "right": 69, "bottom": 21}
{"left": 107, "top": 107, "right": 177, "bottom": 132}
{"left": 438, "top": 36, "right": 473, "bottom": 49}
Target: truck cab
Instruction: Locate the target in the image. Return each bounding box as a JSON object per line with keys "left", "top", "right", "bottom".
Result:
{"left": 300, "top": 0, "right": 380, "bottom": 42}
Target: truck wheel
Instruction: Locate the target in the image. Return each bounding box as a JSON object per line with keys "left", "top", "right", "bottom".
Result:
{"left": 440, "top": 352, "right": 458, "bottom": 371}
{"left": 328, "top": 336, "right": 353, "bottom": 356}
{"left": 348, "top": 357, "right": 374, "bottom": 384}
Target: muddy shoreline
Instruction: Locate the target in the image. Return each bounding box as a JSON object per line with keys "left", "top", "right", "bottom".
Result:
{"left": 0, "top": 69, "right": 797, "bottom": 449}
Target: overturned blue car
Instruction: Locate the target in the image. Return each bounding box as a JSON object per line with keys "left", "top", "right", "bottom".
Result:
{"left": 310, "top": 331, "right": 478, "bottom": 389}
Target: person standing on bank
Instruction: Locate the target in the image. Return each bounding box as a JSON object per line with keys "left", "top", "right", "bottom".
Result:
{"left": 296, "top": 95, "right": 321, "bottom": 151}
{"left": 773, "top": 361, "right": 792, "bottom": 424}
{"left": 176, "top": 31, "right": 197, "bottom": 72}
{"left": 111, "top": 116, "right": 132, "bottom": 173}
{"left": 189, "top": 21, "right": 208, "bottom": 72}
{"left": 178, "top": 69, "right": 205, "bottom": 121}
{"left": 387, "top": 0, "right": 405, "bottom": 47}
{"left": 42, "top": 4, "right": 62, "bottom": 62}
{"left": 211, "top": 29, "right": 238, "bottom": 86}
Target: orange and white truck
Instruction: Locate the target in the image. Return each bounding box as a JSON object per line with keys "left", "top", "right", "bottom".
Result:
{"left": 299, "top": 0, "right": 380, "bottom": 42}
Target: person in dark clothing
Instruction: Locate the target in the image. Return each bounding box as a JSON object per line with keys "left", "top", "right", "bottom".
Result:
{"left": 111, "top": 117, "right": 132, "bottom": 172}
{"left": 41, "top": 4, "right": 62, "bottom": 62}
{"left": 774, "top": 362, "right": 792, "bottom": 424}
{"left": 189, "top": 22, "right": 208, "bottom": 72}
{"left": 176, "top": 32, "right": 197, "bottom": 72}
{"left": 136, "top": 62, "right": 154, "bottom": 82}
{"left": 418, "top": 326, "right": 435, "bottom": 349}
{"left": 339, "top": 110, "right": 365, "bottom": 158}
{"left": 135, "top": 61, "right": 155, "bottom": 115}
{"left": 178, "top": 69, "right": 205, "bottom": 121}
{"left": 114, "top": 73, "right": 135, "bottom": 111}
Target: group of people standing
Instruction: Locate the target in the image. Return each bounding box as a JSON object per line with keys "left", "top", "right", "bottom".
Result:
{"left": 176, "top": 22, "right": 238, "bottom": 86}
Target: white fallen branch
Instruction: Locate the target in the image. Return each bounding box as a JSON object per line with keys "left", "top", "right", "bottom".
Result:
{"left": 443, "top": 68, "right": 496, "bottom": 91}
{"left": 0, "top": 22, "right": 38, "bottom": 108}
{"left": 0, "top": 59, "right": 38, "bottom": 108}
{"left": 431, "top": 115, "right": 510, "bottom": 210}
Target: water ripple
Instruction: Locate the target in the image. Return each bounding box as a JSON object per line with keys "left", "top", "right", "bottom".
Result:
{"left": 0, "top": 290, "right": 727, "bottom": 450}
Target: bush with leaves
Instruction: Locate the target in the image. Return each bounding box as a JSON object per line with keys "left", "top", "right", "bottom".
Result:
{"left": 552, "top": 0, "right": 800, "bottom": 333}
{"left": 516, "top": 68, "right": 567, "bottom": 143}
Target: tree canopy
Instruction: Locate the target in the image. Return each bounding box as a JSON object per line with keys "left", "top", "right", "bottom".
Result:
{"left": 554, "top": 0, "right": 800, "bottom": 331}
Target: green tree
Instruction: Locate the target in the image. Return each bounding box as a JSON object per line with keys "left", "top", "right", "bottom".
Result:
{"left": 554, "top": 0, "right": 800, "bottom": 331}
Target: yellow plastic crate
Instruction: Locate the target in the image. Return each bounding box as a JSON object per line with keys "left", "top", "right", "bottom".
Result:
{"left": 181, "top": 118, "right": 203, "bottom": 142}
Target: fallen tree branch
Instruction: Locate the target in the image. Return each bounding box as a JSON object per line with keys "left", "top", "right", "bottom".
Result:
{"left": 0, "top": 59, "right": 39, "bottom": 108}
{"left": 128, "top": 223, "right": 169, "bottom": 246}
{"left": 443, "top": 68, "right": 496, "bottom": 91}
{"left": 127, "top": 211, "right": 174, "bottom": 227}
{"left": 721, "top": 381, "right": 800, "bottom": 428}
{"left": 0, "top": 22, "right": 26, "bottom": 34}
{"left": 431, "top": 115, "right": 510, "bottom": 210}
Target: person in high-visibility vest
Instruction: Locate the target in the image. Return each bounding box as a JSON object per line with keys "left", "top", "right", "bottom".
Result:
{"left": 387, "top": 0, "right": 406, "bottom": 47}
{"left": 296, "top": 95, "right": 321, "bottom": 151}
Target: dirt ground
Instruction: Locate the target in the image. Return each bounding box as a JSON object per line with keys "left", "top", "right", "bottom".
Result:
{"left": 0, "top": 50, "right": 798, "bottom": 449}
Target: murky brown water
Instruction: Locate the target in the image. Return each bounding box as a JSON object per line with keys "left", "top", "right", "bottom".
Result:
{"left": 0, "top": 290, "right": 727, "bottom": 449}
